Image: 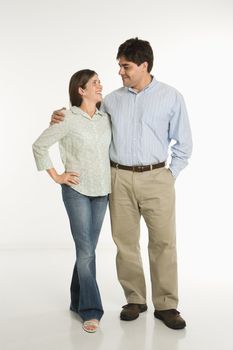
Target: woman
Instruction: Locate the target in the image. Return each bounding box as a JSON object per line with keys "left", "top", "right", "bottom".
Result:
{"left": 32, "top": 70, "right": 111, "bottom": 333}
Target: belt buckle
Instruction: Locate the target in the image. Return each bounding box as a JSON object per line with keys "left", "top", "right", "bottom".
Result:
{"left": 137, "top": 166, "right": 144, "bottom": 172}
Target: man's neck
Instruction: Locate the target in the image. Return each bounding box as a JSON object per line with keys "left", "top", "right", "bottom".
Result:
{"left": 131, "top": 74, "right": 153, "bottom": 92}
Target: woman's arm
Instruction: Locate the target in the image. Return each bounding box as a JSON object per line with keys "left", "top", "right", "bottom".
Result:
{"left": 33, "top": 115, "right": 79, "bottom": 185}
{"left": 33, "top": 115, "right": 70, "bottom": 171}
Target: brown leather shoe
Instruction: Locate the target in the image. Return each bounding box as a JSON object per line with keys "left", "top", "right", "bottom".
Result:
{"left": 154, "top": 309, "right": 186, "bottom": 329}
{"left": 120, "top": 303, "right": 148, "bottom": 321}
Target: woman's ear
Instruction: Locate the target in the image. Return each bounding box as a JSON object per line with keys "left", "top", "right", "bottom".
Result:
{"left": 78, "top": 87, "right": 85, "bottom": 96}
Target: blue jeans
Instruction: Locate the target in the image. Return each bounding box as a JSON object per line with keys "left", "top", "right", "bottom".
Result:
{"left": 61, "top": 185, "right": 108, "bottom": 321}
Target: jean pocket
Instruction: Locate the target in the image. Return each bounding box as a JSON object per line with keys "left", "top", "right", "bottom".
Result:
{"left": 61, "top": 184, "right": 78, "bottom": 201}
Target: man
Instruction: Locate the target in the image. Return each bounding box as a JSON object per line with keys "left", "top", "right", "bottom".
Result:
{"left": 51, "top": 38, "right": 192, "bottom": 330}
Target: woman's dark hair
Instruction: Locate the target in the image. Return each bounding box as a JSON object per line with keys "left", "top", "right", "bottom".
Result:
{"left": 69, "top": 69, "right": 98, "bottom": 107}
{"left": 116, "top": 37, "right": 154, "bottom": 73}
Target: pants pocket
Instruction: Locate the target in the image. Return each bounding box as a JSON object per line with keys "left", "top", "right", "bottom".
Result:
{"left": 111, "top": 167, "right": 118, "bottom": 187}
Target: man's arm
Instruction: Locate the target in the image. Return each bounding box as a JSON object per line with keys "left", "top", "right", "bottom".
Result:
{"left": 168, "top": 92, "right": 193, "bottom": 177}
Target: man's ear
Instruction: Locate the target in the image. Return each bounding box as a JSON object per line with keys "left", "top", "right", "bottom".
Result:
{"left": 142, "top": 61, "right": 148, "bottom": 71}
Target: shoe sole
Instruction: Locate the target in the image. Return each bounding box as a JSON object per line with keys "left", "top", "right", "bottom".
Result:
{"left": 120, "top": 314, "right": 140, "bottom": 321}
{"left": 154, "top": 312, "right": 186, "bottom": 330}
{"left": 120, "top": 306, "right": 148, "bottom": 321}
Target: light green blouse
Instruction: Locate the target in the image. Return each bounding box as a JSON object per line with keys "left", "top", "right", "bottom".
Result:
{"left": 33, "top": 106, "right": 112, "bottom": 196}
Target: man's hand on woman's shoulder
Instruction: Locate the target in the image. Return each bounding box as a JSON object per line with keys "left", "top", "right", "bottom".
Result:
{"left": 50, "top": 107, "right": 66, "bottom": 125}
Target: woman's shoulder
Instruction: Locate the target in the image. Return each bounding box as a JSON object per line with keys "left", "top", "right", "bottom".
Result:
{"left": 99, "top": 111, "right": 108, "bottom": 117}
{"left": 97, "top": 109, "right": 110, "bottom": 119}
{"left": 65, "top": 108, "right": 75, "bottom": 117}
{"left": 64, "top": 108, "right": 79, "bottom": 122}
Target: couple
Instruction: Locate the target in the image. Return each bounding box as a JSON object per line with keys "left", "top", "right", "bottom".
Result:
{"left": 33, "top": 38, "right": 192, "bottom": 333}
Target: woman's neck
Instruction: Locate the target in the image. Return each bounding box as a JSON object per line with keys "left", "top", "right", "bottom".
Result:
{"left": 79, "top": 102, "right": 96, "bottom": 117}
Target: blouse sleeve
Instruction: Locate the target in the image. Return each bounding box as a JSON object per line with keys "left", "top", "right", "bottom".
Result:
{"left": 32, "top": 115, "right": 70, "bottom": 171}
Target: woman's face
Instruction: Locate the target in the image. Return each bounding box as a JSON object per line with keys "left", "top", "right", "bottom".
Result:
{"left": 81, "top": 74, "right": 103, "bottom": 103}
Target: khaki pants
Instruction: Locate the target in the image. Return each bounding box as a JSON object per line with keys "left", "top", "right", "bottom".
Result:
{"left": 109, "top": 166, "right": 178, "bottom": 310}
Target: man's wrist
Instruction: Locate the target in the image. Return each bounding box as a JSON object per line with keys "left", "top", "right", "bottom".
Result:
{"left": 168, "top": 167, "right": 177, "bottom": 180}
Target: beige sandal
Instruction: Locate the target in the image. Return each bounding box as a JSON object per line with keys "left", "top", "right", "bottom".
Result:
{"left": 82, "top": 319, "right": 99, "bottom": 333}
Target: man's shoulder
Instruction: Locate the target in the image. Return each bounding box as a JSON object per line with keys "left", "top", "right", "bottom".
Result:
{"left": 156, "top": 80, "right": 183, "bottom": 98}
{"left": 156, "top": 80, "right": 178, "bottom": 92}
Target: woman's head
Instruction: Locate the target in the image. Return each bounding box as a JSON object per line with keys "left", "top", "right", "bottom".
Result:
{"left": 69, "top": 69, "right": 102, "bottom": 107}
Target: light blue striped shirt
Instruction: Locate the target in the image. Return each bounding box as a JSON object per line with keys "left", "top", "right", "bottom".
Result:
{"left": 102, "top": 77, "right": 192, "bottom": 177}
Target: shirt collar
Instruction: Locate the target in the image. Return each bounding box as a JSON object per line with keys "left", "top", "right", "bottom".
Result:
{"left": 70, "top": 106, "right": 104, "bottom": 119}
{"left": 128, "top": 76, "right": 158, "bottom": 94}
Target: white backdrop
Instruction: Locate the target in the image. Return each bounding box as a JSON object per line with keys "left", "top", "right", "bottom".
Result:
{"left": 0, "top": 0, "right": 233, "bottom": 290}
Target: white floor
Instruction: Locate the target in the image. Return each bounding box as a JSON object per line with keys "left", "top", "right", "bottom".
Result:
{"left": 0, "top": 249, "right": 232, "bottom": 350}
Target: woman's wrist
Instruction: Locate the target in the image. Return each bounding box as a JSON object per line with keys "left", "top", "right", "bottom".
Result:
{"left": 47, "top": 168, "right": 60, "bottom": 183}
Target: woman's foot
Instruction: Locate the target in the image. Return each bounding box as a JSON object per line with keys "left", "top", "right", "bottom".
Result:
{"left": 82, "top": 319, "right": 99, "bottom": 333}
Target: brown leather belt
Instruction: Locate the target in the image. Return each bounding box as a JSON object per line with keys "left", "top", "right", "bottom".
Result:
{"left": 110, "top": 160, "right": 165, "bottom": 172}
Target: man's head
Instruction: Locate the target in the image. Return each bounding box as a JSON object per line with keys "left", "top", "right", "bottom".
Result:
{"left": 116, "top": 38, "right": 154, "bottom": 90}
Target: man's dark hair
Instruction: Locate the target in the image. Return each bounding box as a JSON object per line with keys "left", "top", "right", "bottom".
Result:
{"left": 69, "top": 69, "right": 98, "bottom": 107}
{"left": 116, "top": 37, "right": 154, "bottom": 73}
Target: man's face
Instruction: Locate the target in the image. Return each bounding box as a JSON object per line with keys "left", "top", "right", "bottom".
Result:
{"left": 118, "top": 56, "right": 147, "bottom": 89}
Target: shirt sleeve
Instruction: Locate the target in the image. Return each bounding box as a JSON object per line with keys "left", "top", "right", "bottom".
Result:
{"left": 32, "top": 116, "right": 70, "bottom": 171}
{"left": 168, "top": 92, "right": 193, "bottom": 177}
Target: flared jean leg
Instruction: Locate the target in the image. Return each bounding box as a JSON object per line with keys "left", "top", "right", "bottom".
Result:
{"left": 62, "top": 185, "right": 108, "bottom": 321}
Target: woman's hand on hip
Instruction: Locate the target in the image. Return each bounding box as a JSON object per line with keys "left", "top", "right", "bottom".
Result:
{"left": 55, "top": 172, "right": 80, "bottom": 186}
